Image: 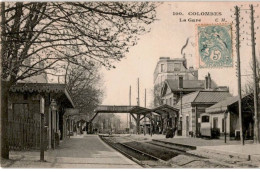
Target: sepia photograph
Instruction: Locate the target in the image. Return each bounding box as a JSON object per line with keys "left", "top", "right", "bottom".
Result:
{"left": 0, "top": 0, "right": 260, "bottom": 169}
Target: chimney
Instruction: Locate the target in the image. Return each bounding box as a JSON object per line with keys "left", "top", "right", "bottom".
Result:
{"left": 205, "top": 75, "right": 208, "bottom": 89}
{"left": 178, "top": 76, "right": 183, "bottom": 89}
{"left": 189, "top": 66, "right": 194, "bottom": 71}
{"left": 160, "top": 57, "right": 170, "bottom": 60}
{"left": 208, "top": 73, "right": 211, "bottom": 89}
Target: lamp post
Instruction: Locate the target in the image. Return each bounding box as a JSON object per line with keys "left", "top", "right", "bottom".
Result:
{"left": 39, "top": 96, "right": 46, "bottom": 162}
{"left": 50, "top": 99, "right": 57, "bottom": 149}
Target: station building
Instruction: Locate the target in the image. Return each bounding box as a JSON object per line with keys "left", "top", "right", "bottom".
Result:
{"left": 8, "top": 83, "right": 75, "bottom": 150}
{"left": 204, "top": 94, "right": 254, "bottom": 140}
{"left": 7, "top": 59, "right": 77, "bottom": 151}
{"left": 175, "top": 90, "right": 232, "bottom": 137}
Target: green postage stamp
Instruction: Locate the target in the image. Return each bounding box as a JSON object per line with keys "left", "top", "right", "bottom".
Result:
{"left": 197, "top": 24, "right": 233, "bottom": 68}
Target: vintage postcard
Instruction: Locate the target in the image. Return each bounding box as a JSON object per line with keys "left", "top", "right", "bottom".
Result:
{"left": 1, "top": 0, "right": 260, "bottom": 168}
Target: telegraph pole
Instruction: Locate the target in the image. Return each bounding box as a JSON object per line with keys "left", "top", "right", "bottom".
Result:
{"left": 250, "top": 4, "right": 259, "bottom": 143}
{"left": 129, "top": 85, "right": 131, "bottom": 131}
{"left": 137, "top": 78, "right": 140, "bottom": 106}
{"left": 126, "top": 107, "right": 128, "bottom": 129}
{"left": 235, "top": 6, "right": 244, "bottom": 145}
{"left": 144, "top": 89, "right": 147, "bottom": 136}
{"left": 145, "top": 88, "right": 146, "bottom": 108}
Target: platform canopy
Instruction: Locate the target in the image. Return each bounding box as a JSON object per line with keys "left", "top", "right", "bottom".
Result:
{"left": 129, "top": 106, "right": 151, "bottom": 115}
{"left": 10, "top": 82, "right": 75, "bottom": 108}
{"left": 152, "top": 104, "right": 179, "bottom": 116}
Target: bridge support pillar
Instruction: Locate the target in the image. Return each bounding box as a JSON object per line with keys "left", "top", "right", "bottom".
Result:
{"left": 136, "top": 114, "right": 140, "bottom": 134}
{"left": 88, "top": 122, "right": 93, "bottom": 134}
{"left": 150, "top": 113, "right": 153, "bottom": 136}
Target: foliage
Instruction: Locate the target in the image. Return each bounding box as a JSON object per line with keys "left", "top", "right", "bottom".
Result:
{"left": 242, "top": 54, "right": 260, "bottom": 114}
{"left": 1, "top": 2, "right": 157, "bottom": 83}
{"left": 1, "top": 2, "right": 157, "bottom": 158}
{"left": 92, "top": 113, "right": 121, "bottom": 133}
{"left": 65, "top": 63, "right": 104, "bottom": 115}
{"left": 152, "top": 84, "right": 163, "bottom": 107}
{"left": 243, "top": 55, "right": 260, "bottom": 95}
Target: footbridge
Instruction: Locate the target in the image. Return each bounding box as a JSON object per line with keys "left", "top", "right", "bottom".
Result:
{"left": 89, "top": 104, "right": 179, "bottom": 134}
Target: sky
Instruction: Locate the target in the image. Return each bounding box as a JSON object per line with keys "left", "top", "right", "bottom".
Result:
{"left": 99, "top": 2, "right": 260, "bottom": 128}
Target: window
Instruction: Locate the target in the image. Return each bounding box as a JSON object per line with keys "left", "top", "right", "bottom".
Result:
{"left": 168, "top": 64, "right": 174, "bottom": 72}
{"left": 24, "top": 58, "right": 31, "bottom": 66}
{"left": 39, "top": 61, "right": 44, "bottom": 69}
{"left": 201, "top": 116, "right": 209, "bottom": 123}
{"left": 38, "top": 57, "right": 45, "bottom": 69}
{"left": 161, "top": 64, "right": 164, "bottom": 72}
{"left": 222, "top": 118, "right": 225, "bottom": 132}
{"left": 173, "top": 99, "right": 176, "bottom": 105}
{"left": 178, "top": 76, "right": 183, "bottom": 88}
{"left": 174, "top": 63, "right": 181, "bottom": 71}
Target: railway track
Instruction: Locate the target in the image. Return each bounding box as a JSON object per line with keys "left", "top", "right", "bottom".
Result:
{"left": 99, "top": 135, "right": 239, "bottom": 168}
{"left": 105, "top": 135, "right": 204, "bottom": 159}
{"left": 100, "top": 135, "right": 171, "bottom": 168}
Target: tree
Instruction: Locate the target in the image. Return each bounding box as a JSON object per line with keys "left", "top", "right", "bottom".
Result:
{"left": 152, "top": 84, "right": 163, "bottom": 107}
{"left": 243, "top": 54, "right": 260, "bottom": 95}
{"left": 1, "top": 2, "right": 157, "bottom": 158}
{"left": 65, "top": 63, "right": 104, "bottom": 118}
{"left": 243, "top": 52, "right": 260, "bottom": 142}
{"left": 93, "top": 113, "right": 121, "bottom": 134}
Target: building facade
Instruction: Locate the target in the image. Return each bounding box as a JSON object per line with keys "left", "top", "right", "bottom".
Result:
{"left": 153, "top": 57, "right": 198, "bottom": 106}
{"left": 205, "top": 94, "right": 254, "bottom": 140}
{"left": 153, "top": 57, "right": 198, "bottom": 86}
{"left": 175, "top": 91, "right": 232, "bottom": 137}
{"left": 8, "top": 83, "right": 75, "bottom": 150}
{"left": 160, "top": 73, "right": 229, "bottom": 107}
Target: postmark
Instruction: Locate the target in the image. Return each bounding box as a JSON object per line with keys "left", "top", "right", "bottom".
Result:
{"left": 197, "top": 24, "right": 233, "bottom": 68}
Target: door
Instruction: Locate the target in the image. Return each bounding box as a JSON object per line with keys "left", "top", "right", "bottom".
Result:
{"left": 9, "top": 103, "right": 41, "bottom": 150}
{"left": 213, "top": 117, "right": 218, "bottom": 129}
{"left": 186, "top": 116, "right": 189, "bottom": 136}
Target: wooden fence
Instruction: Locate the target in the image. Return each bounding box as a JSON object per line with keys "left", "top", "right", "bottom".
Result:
{"left": 8, "top": 117, "right": 41, "bottom": 150}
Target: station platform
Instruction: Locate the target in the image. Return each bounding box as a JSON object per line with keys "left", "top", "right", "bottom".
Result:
{"left": 1, "top": 135, "right": 141, "bottom": 168}
{"left": 195, "top": 144, "right": 260, "bottom": 163}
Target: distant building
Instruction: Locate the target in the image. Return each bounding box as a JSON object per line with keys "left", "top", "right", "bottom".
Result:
{"left": 21, "top": 56, "right": 48, "bottom": 83}
{"left": 161, "top": 73, "right": 229, "bottom": 106}
{"left": 153, "top": 57, "right": 198, "bottom": 86}
{"left": 153, "top": 57, "right": 198, "bottom": 106}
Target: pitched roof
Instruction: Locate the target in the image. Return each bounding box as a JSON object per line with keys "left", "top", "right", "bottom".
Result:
{"left": 152, "top": 104, "right": 179, "bottom": 114}
{"left": 10, "top": 82, "right": 69, "bottom": 93}
{"left": 205, "top": 96, "right": 237, "bottom": 113}
{"left": 194, "top": 91, "right": 232, "bottom": 103}
{"left": 176, "top": 91, "right": 232, "bottom": 106}
{"left": 10, "top": 82, "right": 75, "bottom": 108}
{"left": 161, "top": 79, "right": 219, "bottom": 96}
{"left": 206, "top": 93, "right": 253, "bottom": 113}
{"left": 166, "top": 79, "right": 205, "bottom": 90}
{"left": 177, "top": 91, "right": 200, "bottom": 106}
